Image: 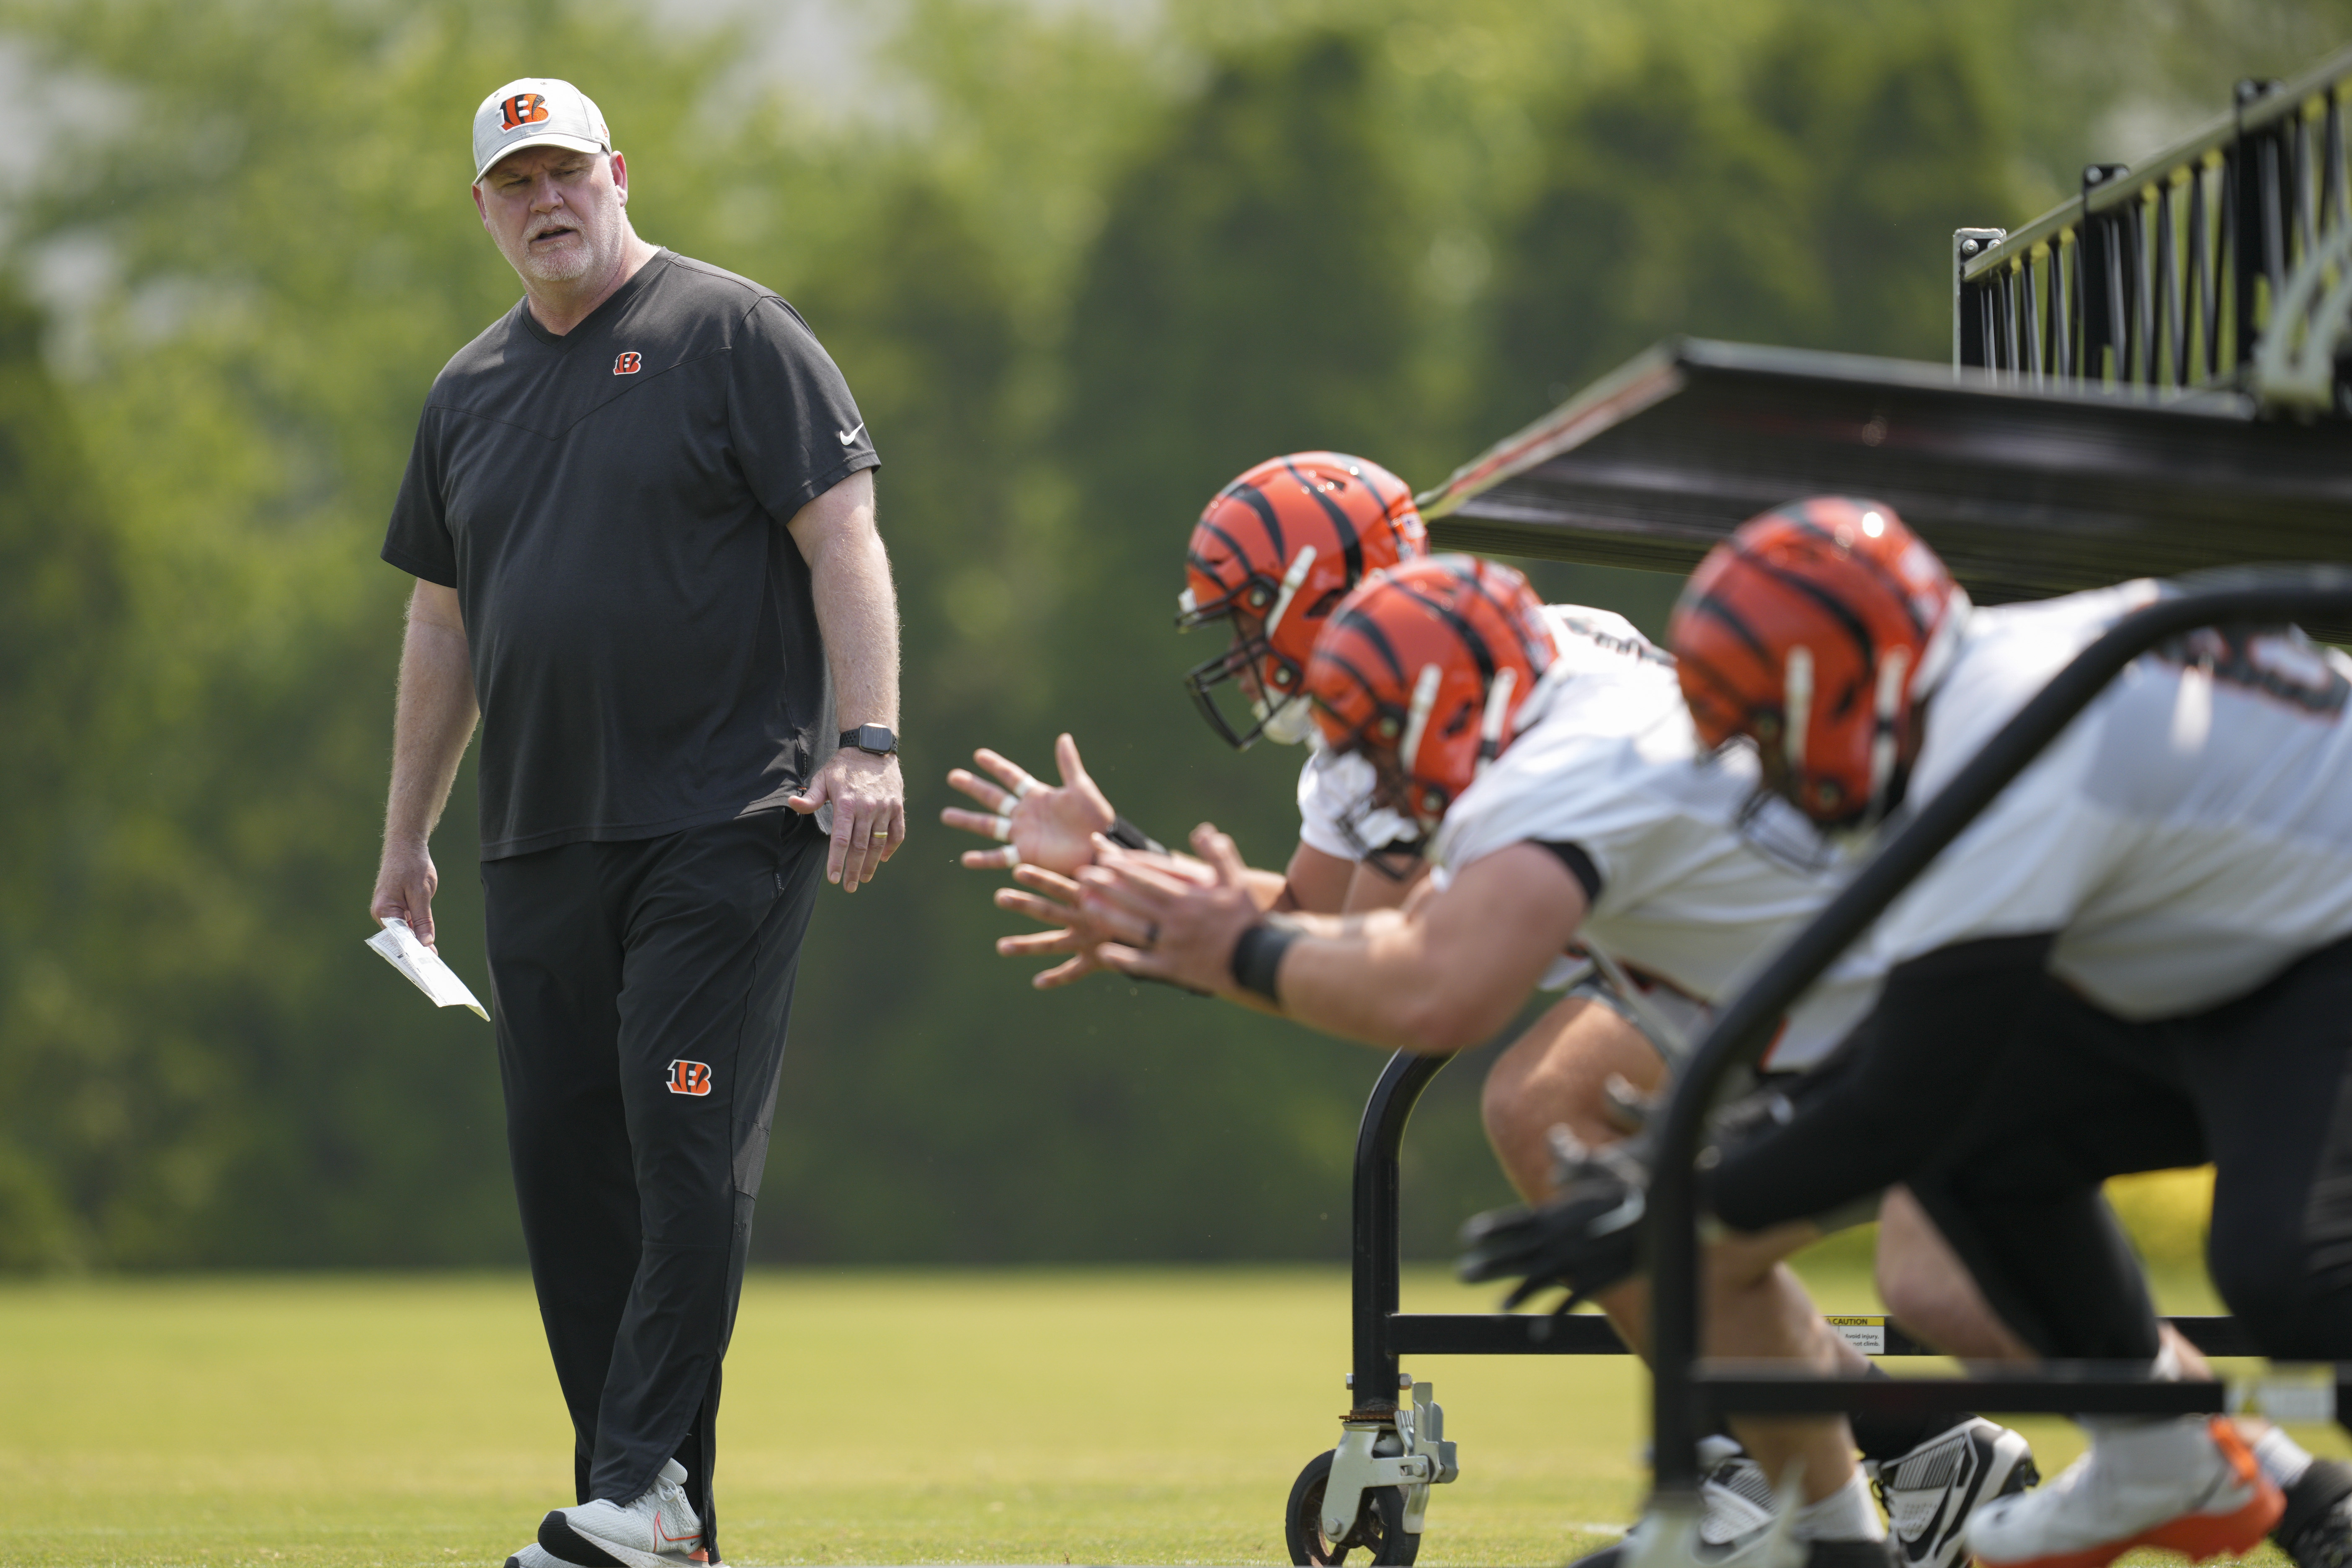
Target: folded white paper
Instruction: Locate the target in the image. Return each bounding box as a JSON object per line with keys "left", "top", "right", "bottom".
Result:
{"left": 366, "top": 918, "right": 490, "bottom": 1021}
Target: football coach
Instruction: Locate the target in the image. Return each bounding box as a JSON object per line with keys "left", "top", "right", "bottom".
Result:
{"left": 369, "top": 78, "right": 902, "bottom": 1568}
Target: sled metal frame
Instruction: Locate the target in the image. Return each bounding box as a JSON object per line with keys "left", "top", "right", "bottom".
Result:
{"left": 1344, "top": 1051, "right": 2256, "bottom": 1421}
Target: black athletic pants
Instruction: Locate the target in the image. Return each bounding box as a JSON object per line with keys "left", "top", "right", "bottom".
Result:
{"left": 1710, "top": 934, "right": 2352, "bottom": 1434}
{"left": 483, "top": 812, "right": 825, "bottom": 1550}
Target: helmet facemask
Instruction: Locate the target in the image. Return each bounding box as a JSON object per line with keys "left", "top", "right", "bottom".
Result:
{"left": 1178, "top": 544, "right": 1324, "bottom": 750}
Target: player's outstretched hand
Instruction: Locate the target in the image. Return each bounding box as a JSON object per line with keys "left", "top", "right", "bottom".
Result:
{"left": 991, "top": 866, "right": 1117, "bottom": 989}
{"left": 942, "top": 732, "right": 1114, "bottom": 877}
{"left": 1081, "top": 824, "right": 1261, "bottom": 998}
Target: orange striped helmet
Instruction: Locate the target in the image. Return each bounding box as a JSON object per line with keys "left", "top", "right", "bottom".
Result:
{"left": 1179, "top": 452, "right": 1428, "bottom": 748}
{"left": 1669, "top": 498, "right": 1968, "bottom": 826}
{"left": 1306, "top": 555, "right": 1558, "bottom": 832}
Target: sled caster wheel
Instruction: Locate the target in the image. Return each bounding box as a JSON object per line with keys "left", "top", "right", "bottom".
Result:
{"left": 1284, "top": 1449, "right": 1421, "bottom": 1566}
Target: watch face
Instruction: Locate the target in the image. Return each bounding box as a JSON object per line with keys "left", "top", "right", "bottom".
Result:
{"left": 849, "top": 725, "right": 897, "bottom": 755}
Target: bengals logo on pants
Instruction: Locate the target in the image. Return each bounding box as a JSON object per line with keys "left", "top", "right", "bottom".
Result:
{"left": 500, "top": 94, "right": 549, "bottom": 132}
{"left": 614, "top": 351, "right": 642, "bottom": 375}
{"left": 666, "top": 1060, "right": 713, "bottom": 1096}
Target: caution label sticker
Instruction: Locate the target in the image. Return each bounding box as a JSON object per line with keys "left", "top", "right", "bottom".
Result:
{"left": 1824, "top": 1315, "right": 1887, "bottom": 1354}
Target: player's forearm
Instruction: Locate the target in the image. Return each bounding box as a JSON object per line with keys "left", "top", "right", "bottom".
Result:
{"left": 1341, "top": 857, "right": 1426, "bottom": 914}
{"left": 798, "top": 477, "right": 900, "bottom": 730}
{"left": 1268, "top": 913, "right": 1526, "bottom": 1055}
{"left": 384, "top": 602, "right": 478, "bottom": 847}
{"left": 1275, "top": 841, "right": 1354, "bottom": 914}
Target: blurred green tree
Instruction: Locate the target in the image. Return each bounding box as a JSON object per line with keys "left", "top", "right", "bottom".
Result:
{"left": 1480, "top": 7, "right": 2019, "bottom": 431}
{"left": 751, "top": 34, "right": 1490, "bottom": 1265}
{"left": 1052, "top": 28, "right": 1424, "bottom": 858}
{"left": 0, "top": 283, "right": 114, "bottom": 1268}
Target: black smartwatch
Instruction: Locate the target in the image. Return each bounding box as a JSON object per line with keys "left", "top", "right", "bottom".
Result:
{"left": 840, "top": 724, "right": 899, "bottom": 757}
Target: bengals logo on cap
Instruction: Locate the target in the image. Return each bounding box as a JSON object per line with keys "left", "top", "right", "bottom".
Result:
{"left": 665, "top": 1060, "right": 713, "bottom": 1096}
{"left": 499, "top": 93, "right": 550, "bottom": 133}
{"left": 614, "top": 351, "right": 642, "bottom": 375}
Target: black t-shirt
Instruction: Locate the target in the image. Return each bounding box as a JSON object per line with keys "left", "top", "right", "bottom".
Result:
{"left": 383, "top": 250, "right": 878, "bottom": 859}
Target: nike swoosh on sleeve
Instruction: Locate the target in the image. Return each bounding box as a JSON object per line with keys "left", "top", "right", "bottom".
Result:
{"left": 837, "top": 423, "right": 865, "bottom": 446}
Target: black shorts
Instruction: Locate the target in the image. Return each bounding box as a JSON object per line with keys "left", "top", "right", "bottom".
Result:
{"left": 1904, "top": 935, "right": 2352, "bottom": 1366}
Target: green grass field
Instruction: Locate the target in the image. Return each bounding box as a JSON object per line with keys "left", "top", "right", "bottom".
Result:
{"left": 0, "top": 1257, "right": 2333, "bottom": 1567}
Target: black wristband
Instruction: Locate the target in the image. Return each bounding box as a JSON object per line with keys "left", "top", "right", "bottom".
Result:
{"left": 1230, "top": 921, "right": 1300, "bottom": 1003}
{"left": 1105, "top": 815, "right": 1163, "bottom": 853}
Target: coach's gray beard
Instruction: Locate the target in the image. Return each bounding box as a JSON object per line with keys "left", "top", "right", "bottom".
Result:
{"left": 518, "top": 237, "right": 599, "bottom": 286}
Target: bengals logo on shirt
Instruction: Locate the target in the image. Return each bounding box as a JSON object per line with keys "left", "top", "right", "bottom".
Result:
{"left": 500, "top": 94, "right": 549, "bottom": 132}
{"left": 614, "top": 352, "right": 642, "bottom": 375}
{"left": 666, "top": 1060, "right": 713, "bottom": 1096}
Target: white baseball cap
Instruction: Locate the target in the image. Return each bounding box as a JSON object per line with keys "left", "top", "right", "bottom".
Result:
{"left": 471, "top": 77, "right": 611, "bottom": 183}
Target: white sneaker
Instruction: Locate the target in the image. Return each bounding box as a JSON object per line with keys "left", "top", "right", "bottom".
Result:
{"left": 539, "top": 1459, "right": 712, "bottom": 1568}
{"left": 1867, "top": 1417, "right": 2039, "bottom": 1568}
{"left": 505, "top": 1546, "right": 566, "bottom": 1568}
{"left": 1965, "top": 1416, "right": 2282, "bottom": 1568}
{"left": 1698, "top": 1439, "right": 1782, "bottom": 1563}
{"left": 1565, "top": 1442, "right": 1776, "bottom": 1568}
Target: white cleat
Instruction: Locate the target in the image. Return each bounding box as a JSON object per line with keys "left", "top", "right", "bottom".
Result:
{"left": 1622, "top": 1453, "right": 1816, "bottom": 1568}
{"left": 1698, "top": 1439, "right": 1784, "bottom": 1563}
{"left": 1867, "top": 1416, "right": 2039, "bottom": 1568}
{"left": 1568, "top": 1439, "right": 1782, "bottom": 1568}
{"left": 1965, "top": 1416, "right": 2282, "bottom": 1568}
{"left": 1571, "top": 1439, "right": 1787, "bottom": 1561}
{"left": 538, "top": 1459, "right": 714, "bottom": 1568}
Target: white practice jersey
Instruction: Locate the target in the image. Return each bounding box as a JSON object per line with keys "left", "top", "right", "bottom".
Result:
{"left": 1294, "top": 602, "right": 1656, "bottom": 861}
{"left": 1428, "top": 632, "right": 1871, "bottom": 1070}
{"left": 1847, "top": 583, "right": 2352, "bottom": 1019}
